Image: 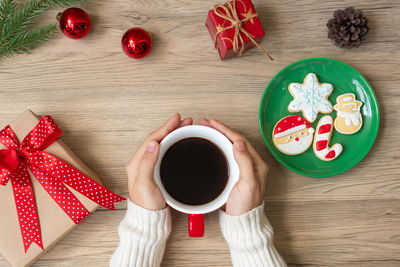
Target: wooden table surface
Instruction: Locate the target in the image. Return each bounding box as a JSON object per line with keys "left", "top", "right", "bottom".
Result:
{"left": 1, "top": 0, "right": 399, "bottom": 266}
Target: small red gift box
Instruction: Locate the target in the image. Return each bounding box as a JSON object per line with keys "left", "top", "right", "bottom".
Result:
{"left": 206, "top": 0, "right": 270, "bottom": 60}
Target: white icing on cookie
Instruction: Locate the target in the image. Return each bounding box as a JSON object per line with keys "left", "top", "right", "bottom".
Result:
{"left": 337, "top": 110, "right": 362, "bottom": 126}
{"left": 272, "top": 115, "right": 314, "bottom": 155}
{"left": 313, "top": 115, "right": 343, "bottom": 161}
{"left": 277, "top": 134, "right": 313, "bottom": 155}
{"left": 334, "top": 93, "right": 363, "bottom": 134}
{"left": 288, "top": 73, "right": 333, "bottom": 123}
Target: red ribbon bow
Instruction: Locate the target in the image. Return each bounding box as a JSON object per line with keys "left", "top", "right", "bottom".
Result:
{"left": 0, "top": 116, "right": 125, "bottom": 252}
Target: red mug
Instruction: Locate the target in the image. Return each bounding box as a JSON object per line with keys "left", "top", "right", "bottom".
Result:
{"left": 154, "top": 125, "right": 239, "bottom": 237}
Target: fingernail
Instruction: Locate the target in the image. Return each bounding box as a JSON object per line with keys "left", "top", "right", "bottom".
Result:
{"left": 172, "top": 113, "right": 180, "bottom": 119}
{"left": 146, "top": 141, "right": 157, "bottom": 152}
{"left": 234, "top": 140, "right": 246, "bottom": 152}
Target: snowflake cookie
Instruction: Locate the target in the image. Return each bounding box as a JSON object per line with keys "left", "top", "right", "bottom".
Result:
{"left": 288, "top": 73, "right": 333, "bottom": 123}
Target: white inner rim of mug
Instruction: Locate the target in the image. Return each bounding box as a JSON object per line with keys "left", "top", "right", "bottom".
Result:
{"left": 154, "top": 125, "right": 239, "bottom": 214}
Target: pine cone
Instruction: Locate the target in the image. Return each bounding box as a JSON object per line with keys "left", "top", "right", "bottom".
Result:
{"left": 327, "top": 6, "right": 369, "bottom": 48}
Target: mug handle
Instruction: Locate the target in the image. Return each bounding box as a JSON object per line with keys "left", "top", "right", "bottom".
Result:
{"left": 188, "top": 214, "right": 204, "bottom": 237}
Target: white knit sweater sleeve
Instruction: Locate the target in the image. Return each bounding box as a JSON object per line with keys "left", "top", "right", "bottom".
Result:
{"left": 110, "top": 200, "right": 171, "bottom": 267}
{"left": 219, "top": 203, "right": 287, "bottom": 267}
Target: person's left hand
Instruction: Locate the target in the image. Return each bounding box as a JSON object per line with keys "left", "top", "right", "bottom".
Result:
{"left": 200, "top": 118, "right": 268, "bottom": 216}
{"left": 126, "top": 113, "right": 193, "bottom": 210}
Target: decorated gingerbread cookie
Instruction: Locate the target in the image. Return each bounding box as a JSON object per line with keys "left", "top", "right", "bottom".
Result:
{"left": 288, "top": 73, "right": 334, "bottom": 123}
{"left": 334, "top": 93, "right": 363, "bottom": 134}
{"left": 313, "top": 115, "right": 343, "bottom": 161}
{"left": 272, "top": 115, "right": 315, "bottom": 155}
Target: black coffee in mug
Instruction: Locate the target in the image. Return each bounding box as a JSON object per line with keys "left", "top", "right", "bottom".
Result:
{"left": 160, "top": 137, "right": 229, "bottom": 205}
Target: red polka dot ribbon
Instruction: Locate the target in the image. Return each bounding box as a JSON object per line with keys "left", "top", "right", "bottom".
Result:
{"left": 0, "top": 116, "right": 125, "bottom": 252}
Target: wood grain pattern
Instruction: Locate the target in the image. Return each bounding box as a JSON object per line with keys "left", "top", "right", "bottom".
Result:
{"left": 1, "top": 0, "right": 399, "bottom": 266}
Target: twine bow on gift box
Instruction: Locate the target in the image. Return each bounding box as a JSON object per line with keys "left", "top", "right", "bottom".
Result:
{"left": 213, "top": 0, "right": 273, "bottom": 60}
{"left": 0, "top": 116, "right": 125, "bottom": 252}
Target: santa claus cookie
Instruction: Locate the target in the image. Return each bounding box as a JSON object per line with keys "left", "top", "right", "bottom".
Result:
{"left": 313, "top": 115, "right": 343, "bottom": 161}
{"left": 272, "top": 115, "right": 315, "bottom": 155}
{"left": 334, "top": 93, "right": 363, "bottom": 134}
{"left": 288, "top": 73, "right": 333, "bottom": 123}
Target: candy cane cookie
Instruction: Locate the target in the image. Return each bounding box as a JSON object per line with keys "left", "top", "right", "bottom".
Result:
{"left": 313, "top": 115, "right": 343, "bottom": 161}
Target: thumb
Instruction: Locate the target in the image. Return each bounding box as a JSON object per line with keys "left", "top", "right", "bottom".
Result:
{"left": 233, "top": 140, "right": 255, "bottom": 182}
{"left": 138, "top": 140, "right": 160, "bottom": 181}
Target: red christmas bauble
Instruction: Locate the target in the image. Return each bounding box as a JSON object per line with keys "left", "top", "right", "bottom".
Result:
{"left": 59, "top": 7, "right": 91, "bottom": 39}
{"left": 121, "top": 28, "right": 152, "bottom": 59}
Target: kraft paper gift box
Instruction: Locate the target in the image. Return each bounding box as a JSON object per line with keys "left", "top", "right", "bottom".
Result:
{"left": 0, "top": 110, "right": 123, "bottom": 267}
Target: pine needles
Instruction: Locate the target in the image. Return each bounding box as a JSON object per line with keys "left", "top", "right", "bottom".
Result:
{"left": 0, "top": 0, "right": 87, "bottom": 59}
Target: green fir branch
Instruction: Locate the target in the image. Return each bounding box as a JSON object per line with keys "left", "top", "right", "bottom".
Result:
{"left": 46, "top": 0, "right": 87, "bottom": 8}
{"left": 0, "top": 23, "right": 56, "bottom": 58}
{"left": 11, "top": 23, "right": 56, "bottom": 52}
{"left": 0, "top": 0, "right": 88, "bottom": 59}
{"left": 0, "top": 0, "right": 16, "bottom": 30}
{"left": 2, "top": 0, "right": 47, "bottom": 40}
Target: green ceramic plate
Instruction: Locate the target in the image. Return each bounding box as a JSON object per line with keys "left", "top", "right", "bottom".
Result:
{"left": 259, "top": 58, "right": 379, "bottom": 177}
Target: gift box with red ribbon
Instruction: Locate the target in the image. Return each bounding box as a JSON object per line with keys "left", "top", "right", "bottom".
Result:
{"left": 206, "top": 0, "right": 271, "bottom": 60}
{"left": 0, "top": 110, "right": 125, "bottom": 267}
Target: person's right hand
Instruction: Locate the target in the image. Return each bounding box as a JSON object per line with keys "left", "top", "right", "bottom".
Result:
{"left": 200, "top": 118, "right": 269, "bottom": 216}
{"left": 126, "top": 113, "right": 193, "bottom": 211}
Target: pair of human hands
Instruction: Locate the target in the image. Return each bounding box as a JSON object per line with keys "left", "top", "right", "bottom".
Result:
{"left": 126, "top": 114, "right": 268, "bottom": 216}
